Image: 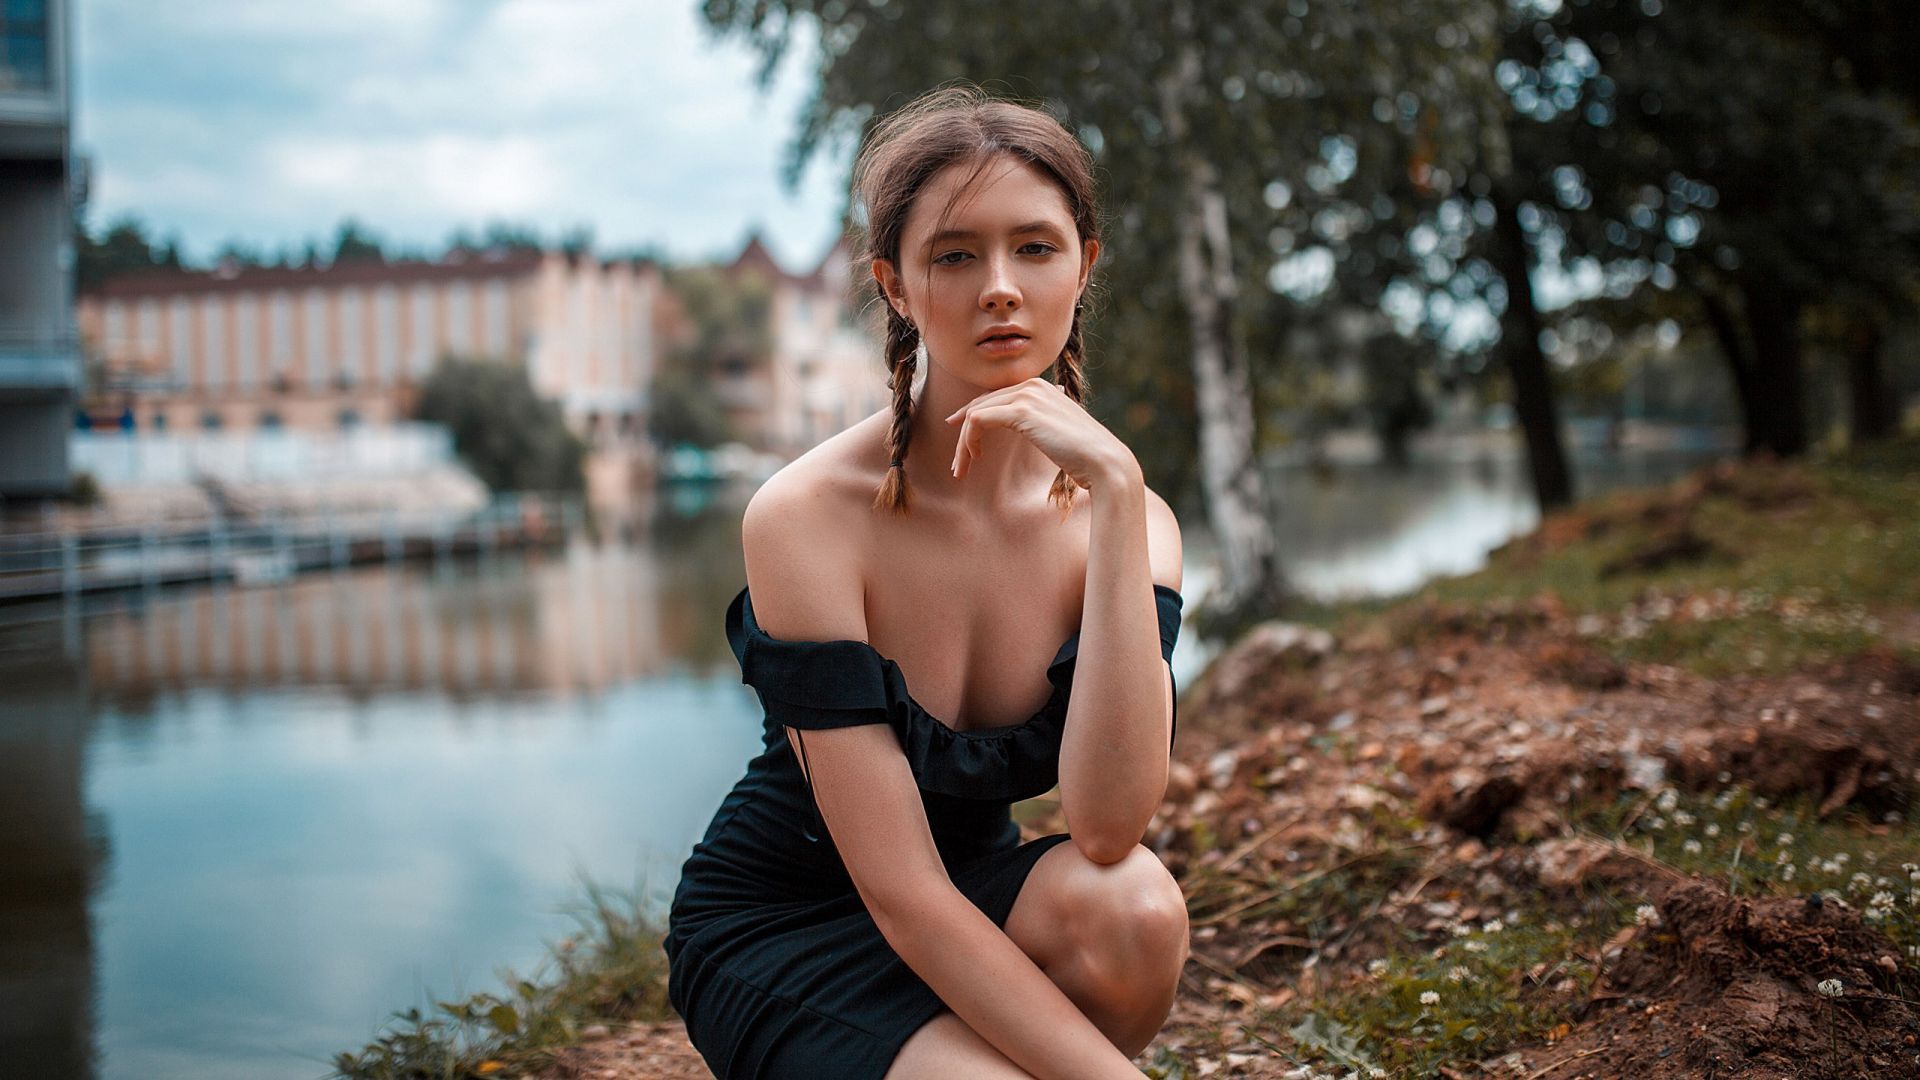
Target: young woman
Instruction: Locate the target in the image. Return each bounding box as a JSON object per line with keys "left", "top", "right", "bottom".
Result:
{"left": 664, "top": 84, "right": 1189, "bottom": 1080}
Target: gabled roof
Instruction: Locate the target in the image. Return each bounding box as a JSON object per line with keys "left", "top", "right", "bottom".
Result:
{"left": 725, "top": 230, "right": 856, "bottom": 292}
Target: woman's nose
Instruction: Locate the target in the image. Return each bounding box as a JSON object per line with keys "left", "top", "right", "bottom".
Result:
{"left": 980, "top": 256, "right": 1021, "bottom": 310}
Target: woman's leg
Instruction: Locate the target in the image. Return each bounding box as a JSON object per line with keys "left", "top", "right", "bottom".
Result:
{"left": 882, "top": 1009, "right": 1039, "bottom": 1079}
{"left": 1000, "top": 840, "right": 1190, "bottom": 1058}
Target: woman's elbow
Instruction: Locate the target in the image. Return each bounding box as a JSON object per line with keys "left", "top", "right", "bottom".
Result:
{"left": 1073, "top": 830, "right": 1146, "bottom": 866}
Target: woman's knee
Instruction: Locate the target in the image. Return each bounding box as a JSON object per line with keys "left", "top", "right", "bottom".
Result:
{"left": 1043, "top": 842, "right": 1188, "bottom": 991}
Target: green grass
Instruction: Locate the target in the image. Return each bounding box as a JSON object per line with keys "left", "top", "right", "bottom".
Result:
{"left": 1226, "top": 782, "right": 1920, "bottom": 1078}
{"left": 331, "top": 878, "right": 675, "bottom": 1080}
{"left": 1292, "top": 440, "right": 1920, "bottom": 677}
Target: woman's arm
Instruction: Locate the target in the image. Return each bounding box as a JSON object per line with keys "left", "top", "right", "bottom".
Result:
{"left": 796, "top": 723, "right": 1146, "bottom": 1080}
{"left": 943, "top": 378, "right": 1185, "bottom": 864}
{"left": 1057, "top": 464, "right": 1185, "bottom": 864}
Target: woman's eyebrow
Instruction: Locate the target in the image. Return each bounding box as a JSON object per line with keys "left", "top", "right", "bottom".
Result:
{"left": 928, "top": 221, "right": 1063, "bottom": 246}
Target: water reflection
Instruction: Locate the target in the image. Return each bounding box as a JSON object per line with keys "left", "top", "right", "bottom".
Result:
{"left": 0, "top": 499, "right": 765, "bottom": 1080}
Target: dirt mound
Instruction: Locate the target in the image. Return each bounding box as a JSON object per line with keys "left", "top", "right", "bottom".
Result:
{"left": 1503, "top": 880, "right": 1920, "bottom": 1078}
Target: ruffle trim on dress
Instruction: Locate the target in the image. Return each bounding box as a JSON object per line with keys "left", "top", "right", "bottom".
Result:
{"left": 723, "top": 583, "right": 1184, "bottom": 803}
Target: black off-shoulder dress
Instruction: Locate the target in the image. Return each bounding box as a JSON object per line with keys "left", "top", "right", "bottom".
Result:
{"left": 663, "top": 582, "right": 1185, "bottom": 1079}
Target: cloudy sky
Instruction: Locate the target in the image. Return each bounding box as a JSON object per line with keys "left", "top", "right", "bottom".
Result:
{"left": 71, "top": 0, "right": 850, "bottom": 272}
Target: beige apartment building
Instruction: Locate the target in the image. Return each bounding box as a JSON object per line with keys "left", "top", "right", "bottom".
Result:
{"left": 75, "top": 248, "right": 660, "bottom": 450}
{"left": 715, "top": 233, "right": 889, "bottom": 458}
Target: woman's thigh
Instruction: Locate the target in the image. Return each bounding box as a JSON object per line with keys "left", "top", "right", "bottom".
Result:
{"left": 881, "top": 1009, "right": 1036, "bottom": 1080}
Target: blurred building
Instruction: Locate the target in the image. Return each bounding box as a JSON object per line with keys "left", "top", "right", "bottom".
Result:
{"left": 74, "top": 249, "right": 661, "bottom": 449}
{"left": 712, "top": 233, "right": 887, "bottom": 456}
{"left": 0, "top": 0, "right": 80, "bottom": 498}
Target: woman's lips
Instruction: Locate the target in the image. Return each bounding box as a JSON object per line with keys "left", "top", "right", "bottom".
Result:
{"left": 978, "top": 334, "right": 1031, "bottom": 354}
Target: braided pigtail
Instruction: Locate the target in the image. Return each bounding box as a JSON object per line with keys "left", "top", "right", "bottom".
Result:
{"left": 1047, "top": 301, "right": 1091, "bottom": 518}
{"left": 871, "top": 305, "right": 920, "bottom": 514}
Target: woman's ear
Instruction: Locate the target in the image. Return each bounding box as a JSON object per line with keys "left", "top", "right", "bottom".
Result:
{"left": 871, "top": 258, "right": 908, "bottom": 320}
{"left": 1077, "top": 238, "right": 1100, "bottom": 297}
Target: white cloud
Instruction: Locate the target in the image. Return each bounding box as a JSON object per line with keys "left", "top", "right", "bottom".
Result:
{"left": 73, "top": 0, "right": 847, "bottom": 269}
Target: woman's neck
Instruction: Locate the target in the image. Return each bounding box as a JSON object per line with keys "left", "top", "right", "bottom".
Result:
{"left": 903, "top": 370, "right": 1059, "bottom": 510}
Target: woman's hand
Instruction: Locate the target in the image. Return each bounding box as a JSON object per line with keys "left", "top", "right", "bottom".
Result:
{"left": 944, "top": 377, "right": 1141, "bottom": 491}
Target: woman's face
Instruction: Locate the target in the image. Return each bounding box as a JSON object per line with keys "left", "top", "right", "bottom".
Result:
{"left": 874, "top": 154, "right": 1098, "bottom": 389}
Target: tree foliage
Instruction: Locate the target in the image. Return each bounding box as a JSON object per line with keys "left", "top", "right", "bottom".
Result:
{"left": 413, "top": 357, "right": 586, "bottom": 494}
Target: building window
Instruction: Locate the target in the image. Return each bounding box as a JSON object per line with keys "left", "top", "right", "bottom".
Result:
{"left": 408, "top": 283, "right": 436, "bottom": 377}
{"left": 337, "top": 407, "right": 361, "bottom": 430}
{"left": 446, "top": 280, "right": 472, "bottom": 355}
{"left": 201, "top": 295, "right": 228, "bottom": 389}
{"left": 374, "top": 285, "right": 400, "bottom": 385}
{"left": 0, "top": 0, "right": 51, "bottom": 92}
{"left": 304, "top": 289, "right": 330, "bottom": 390}
{"left": 259, "top": 411, "right": 283, "bottom": 430}
{"left": 234, "top": 294, "right": 259, "bottom": 392}
{"left": 270, "top": 291, "right": 294, "bottom": 385}
{"left": 338, "top": 289, "right": 364, "bottom": 385}
{"left": 200, "top": 411, "right": 224, "bottom": 430}
{"left": 151, "top": 412, "right": 168, "bottom": 432}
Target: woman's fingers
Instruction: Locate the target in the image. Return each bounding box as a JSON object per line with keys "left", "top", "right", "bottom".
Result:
{"left": 952, "top": 402, "right": 1029, "bottom": 479}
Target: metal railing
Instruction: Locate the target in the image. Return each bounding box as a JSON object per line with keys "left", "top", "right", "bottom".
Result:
{"left": 0, "top": 492, "right": 585, "bottom": 604}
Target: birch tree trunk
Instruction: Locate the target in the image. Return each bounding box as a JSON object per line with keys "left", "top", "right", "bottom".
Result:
{"left": 1156, "top": 0, "right": 1286, "bottom": 612}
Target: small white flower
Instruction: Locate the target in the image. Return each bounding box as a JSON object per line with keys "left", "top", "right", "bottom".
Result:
{"left": 1816, "top": 978, "right": 1844, "bottom": 998}
{"left": 1368, "top": 958, "right": 1389, "bottom": 975}
{"left": 1464, "top": 940, "right": 1489, "bottom": 953}
{"left": 1369, "top": 1068, "right": 1388, "bottom": 1079}
{"left": 1705, "top": 823, "right": 1721, "bottom": 837}
{"left": 1869, "top": 891, "right": 1895, "bottom": 909}
{"left": 1683, "top": 839, "right": 1703, "bottom": 854}
{"left": 1483, "top": 918, "right": 1505, "bottom": 933}
{"left": 1738, "top": 821, "right": 1754, "bottom": 833}
{"left": 1776, "top": 850, "right": 1793, "bottom": 865}
{"left": 1656, "top": 789, "right": 1678, "bottom": 812}
{"left": 1420, "top": 990, "right": 1441, "bottom": 1006}
{"left": 1673, "top": 810, "right": 1696, "bottom": 826}
{"left": 1781, "top": 864, "right": 1796, "bottom": 881}
{"left": 1449, "top": 923, "right": 1473, "bottom": 937}
{"left": 1448, "top": 965, "right": 1470, "bottom": 983}
{"left": 1634, "top": 904, "right": 1661, "bottom": 927}
{"left": 1776, "top": 832, "right": 1794, "bottom": 847}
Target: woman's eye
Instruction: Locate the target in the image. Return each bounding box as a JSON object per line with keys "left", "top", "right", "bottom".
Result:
{"left": 1020, "top": 242, "right": 1057, "bottom": 255}
{"left": 933, "top": 250, "right": 970, "bottom": 265}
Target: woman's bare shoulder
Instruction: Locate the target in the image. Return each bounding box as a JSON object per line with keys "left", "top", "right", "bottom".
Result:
{"left": 747, "top": 412, "right": 892, "bottom": 521}
{"left": 739, "top": 416, "right": 892, "bottom": 639}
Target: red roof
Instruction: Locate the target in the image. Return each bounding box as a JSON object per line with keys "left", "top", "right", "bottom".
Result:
{"left": 81, "top": 247, "right": 655, "bottom": 299}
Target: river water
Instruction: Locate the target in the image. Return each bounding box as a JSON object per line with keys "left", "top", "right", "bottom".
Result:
{"left": 0, "top": 444, "right": 1722, "bottom": 1078}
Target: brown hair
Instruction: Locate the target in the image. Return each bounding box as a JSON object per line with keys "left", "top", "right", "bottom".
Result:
{"left": 853, "top": 84, "right": 1101, "bottom": 516}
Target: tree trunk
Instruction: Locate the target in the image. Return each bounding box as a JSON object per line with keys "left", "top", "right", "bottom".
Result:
{"left": 1846, "top": 314, "right": 1898, "bottom": 445}
{"left": 1486, "top": 178, "right": 1573, "bottom": 512}
{"left": 1157, "top": 0, "right": 1286, "bottom": 613}
{"left": 1738, "top": 280, "right": 1809, "bottom": 457}
{"left": 1696, "top": 286, "right": 1765, "bottom": 455}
